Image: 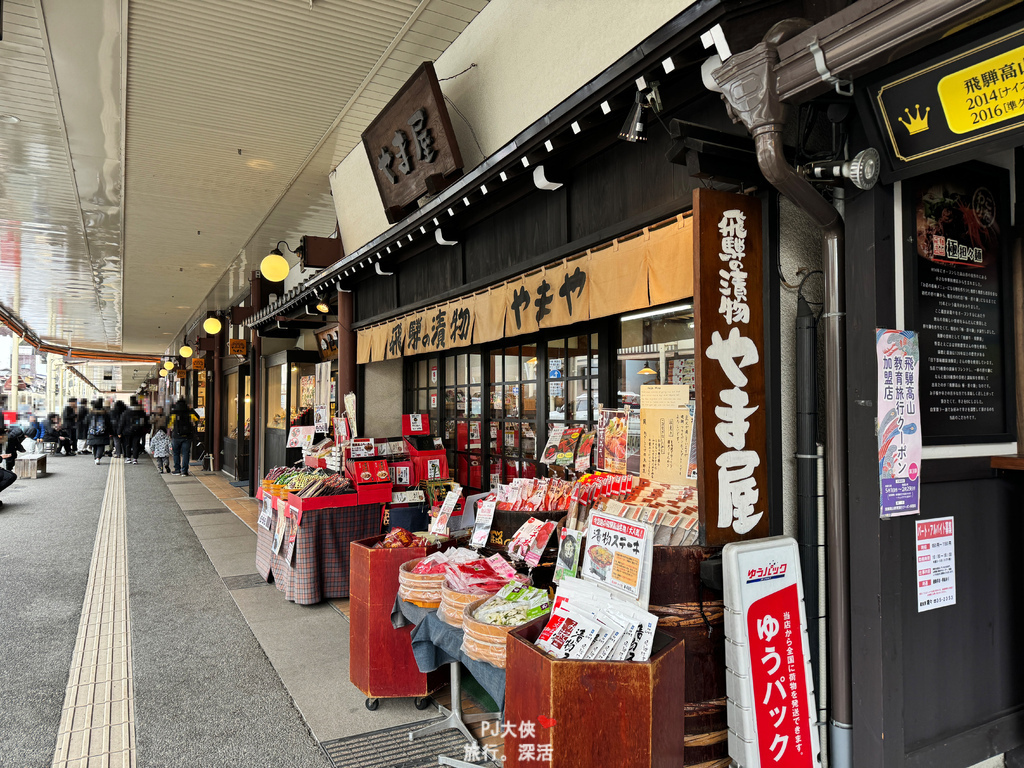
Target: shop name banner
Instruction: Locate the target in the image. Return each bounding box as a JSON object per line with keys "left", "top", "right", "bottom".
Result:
{"left": 871, "top": 27, "right": 1024, "bottom": 176}
{"left": 723, "top": 538, "right": 820, "bottom": 768}
{"left": 908, "top": 162, "right": 1009, "bottom": 442}
{"left": 877, "top": 330, "right": 921, "bottom": 518}
{"left": 693, "top": 189, "right": 769, "bottom": 546}
{"left": 356, "top": 215, "right": 694, "bottom": 364}
{"left": 916, "top": 516, "right": 956, "bottom": 612}
{"left": 361, "top": 61, "right": 463, "bottom": 222}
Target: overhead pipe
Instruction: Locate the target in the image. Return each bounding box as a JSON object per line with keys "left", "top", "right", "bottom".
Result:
{"left": 704, "top": 19, "right": 851, "bottom": 767}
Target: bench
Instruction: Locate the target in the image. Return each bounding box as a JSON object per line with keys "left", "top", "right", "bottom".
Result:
{"left": 15, "top": 454, "right": 46, "bottom": 479}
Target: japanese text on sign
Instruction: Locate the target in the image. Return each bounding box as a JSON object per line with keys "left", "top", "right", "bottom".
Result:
{"left": 711, "top": 209, "right": 761, "bottom": 535}
{"left": 877, "top": 330, "right": 921, "bottom": 518}
{"left": 916, "top": 516, "right": 956, "bottom": 612}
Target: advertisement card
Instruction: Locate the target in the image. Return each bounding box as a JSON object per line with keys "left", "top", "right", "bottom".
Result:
{"left": 344, "top": 392, "right": 358, "bottom": 438}
{"left": 540, "top": 425, "right": 565, "bottom": 465}
{"left": 555, "top": 426, "right": 584, "bottom": 467}
{"left": 471, "top": 500, "right": 496, "bottom": 548}
{"left": 916, "top": 516, "right": 956, "bottom": 612}
{"left": 257, "top": 496, "right": 273, "bottom": 531}
{"left": 333, "top": 417, "right": 350, "bottom": 444}
{"left": 553, "top": 528, "right": 583, "bottom": 584}
{"left": 638, "top": 406, "right": 693, "bottom": 486}
{"left": 581, "top": 513, "right": 653, "bottom": 608}
{"left": 877, "top": 329, "right": 921, "bottom": 517}
{"left": 430, "top": 487, "right": 462, "bottom": 535}
{"left": 575, "top": 431, "right": 596, "bottom": 472}
{"left": 286, "top": 426, "right": 315, "bottom": 449}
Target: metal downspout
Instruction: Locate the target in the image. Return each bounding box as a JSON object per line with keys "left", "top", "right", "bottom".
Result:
{"left": 755, "top": 126, "right": 851, "bottom": 764}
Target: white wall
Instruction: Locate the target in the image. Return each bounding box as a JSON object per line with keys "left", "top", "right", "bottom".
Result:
{"left": 330, "top": 0, "right": 697, "bottom": 254}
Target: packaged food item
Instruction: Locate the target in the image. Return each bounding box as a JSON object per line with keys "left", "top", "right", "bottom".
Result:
{"left": 473, "top": 584, "right": 551, "bottom": 627}
{"left": 412, "top": 552, "right": 449, "bottom": 574}
{"left": 375, "top": 527, "right": 431, "bottom": 549}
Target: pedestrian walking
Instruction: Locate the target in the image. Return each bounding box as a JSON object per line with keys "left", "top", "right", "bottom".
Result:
{"left": 63, "top": 398, "right": 78, "bottom": 451}
{"left": 86, "top": 400, "right": 114, "bottom": 465}
{"left": 150, "top": 427, "right": 171, "bottom": 473}
{"left": 168, "top": 399, "right": 199, "bottom": 476}
{"left": 76, "top": 400, "right": 90, "bottom": 454}
{"left": 149, "top": 405, "right": 167, "bottom": 436}
{"left": 120, "top": 397, "right": 148, "bottom": 464}
{"left": 110, "top": 400, "right": 127, "bottom": 458}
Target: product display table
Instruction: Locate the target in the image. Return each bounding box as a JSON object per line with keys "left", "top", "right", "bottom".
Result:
{"left": 393, "top": 596, "right": 502, "bottom": 763}
{"left": 255, "top": 498, "right": 381, "bottom": 604}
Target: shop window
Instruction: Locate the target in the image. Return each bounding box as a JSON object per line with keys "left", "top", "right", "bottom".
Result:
{"left": 617, "top": 302, "right": 695, "bottom": 407}
{"left": 291, "top": 363, "right": 317, "bottom": 426}
{"left": 405, "top": 357, "right": 440, "bottom": 434}
{"left": 266, "top": 363, "right": 287, "bottom": 430}
{"left": 225, "top": 372, "right": 239, "bottom": 439}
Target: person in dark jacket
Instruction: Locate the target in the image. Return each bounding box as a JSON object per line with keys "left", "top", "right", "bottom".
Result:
{"left": 110, "top": 400, "right": 127, "bottom": 458}
{"left": 119, "top": 397, "right": 148, "bottom": 465}
{"left": 1, "top": 425, "right": 27, "bottom": 471}
{"left": 0, "top": 425, "right": 19, "bottom": 506}
{"left": 85, "top": 400, "right": 114, "bottom": 465}
{"left": 168, "top": 399, "right": 199, "bottom": 476}
{"left": 51, "top": 414, "right": 74, "bottom": 456}
{"left": 77, "top": 401, "right": 90, "bottom": 454}
{"left": 63, "top": 398, "right": 77, "bottom": 448}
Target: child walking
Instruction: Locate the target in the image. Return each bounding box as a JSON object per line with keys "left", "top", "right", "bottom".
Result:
{"left": 150, "top": 427, "right": 171, "bottom": 473}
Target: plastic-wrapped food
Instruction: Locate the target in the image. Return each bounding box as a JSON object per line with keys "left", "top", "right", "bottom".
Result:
{"left": 412, "top": 552, "right": 450, "bottom": 574}
{"left": 376, "top": 527, "right": 431, "bottom": 549}
{"left": 473, "top": 584, "right": 551, "bottom": 626}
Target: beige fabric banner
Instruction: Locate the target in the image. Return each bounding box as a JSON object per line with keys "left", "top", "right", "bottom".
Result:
{"left": 647, "top": 215, "right": 694, "bottom": 306}
{"left": 588, "top": 231, "right": 650, "bottom": 320}
{"left": 354, "top": 213, "right": 693, "bottom": 363}
{"left": 473, "top": 286, "right": 505, "bottom": 344}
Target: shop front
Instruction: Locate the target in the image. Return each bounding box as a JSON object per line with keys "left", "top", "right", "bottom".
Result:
{"left": 262, "top": 348, "right": 322, "bottom": 474}
{"left": 221, "top": 360, "right": 251, "bottom": 481}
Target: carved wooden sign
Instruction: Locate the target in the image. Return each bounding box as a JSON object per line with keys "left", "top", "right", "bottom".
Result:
{"left": 361, "top": 61, "right": 463, "bottom": 223}
{"left": 693, "top": 188, "right": 769, "bottom": 546}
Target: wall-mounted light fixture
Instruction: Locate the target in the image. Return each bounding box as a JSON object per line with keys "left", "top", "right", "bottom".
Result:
{"left": 262, "top": 241, "right": 298, "bottom": 282}
{"left": 163, "top": 360, "right": 175, "bottom": 371}
{"left": 203, "top": 316, "right": 223, "bottom": 334}
{"left": 179, "top": 345, "right": 193, "bottom": 358}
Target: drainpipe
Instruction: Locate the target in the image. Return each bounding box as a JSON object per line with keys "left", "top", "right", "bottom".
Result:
{"left": 704, "top": 22, "right": 851, "bottom": 767}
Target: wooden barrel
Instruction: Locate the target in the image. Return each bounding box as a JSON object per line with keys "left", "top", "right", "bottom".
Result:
{"left": 439, "top": 583, "right": 490, "bottom": 628}
{"left": 397, "top": 558, "right": 445, "bottom": 608}
{"left": 650, "top": 602, "right": 728, "bottom": 766}
{"left": 649, "top": 545, "right": 722, "bottom": 605}
{"left": 683, "top": 698, "right": 729, "bottom": 766}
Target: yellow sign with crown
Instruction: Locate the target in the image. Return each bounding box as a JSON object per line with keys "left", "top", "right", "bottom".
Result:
{"left": 937, "top": 43, "right": 1024, "bottom": 134}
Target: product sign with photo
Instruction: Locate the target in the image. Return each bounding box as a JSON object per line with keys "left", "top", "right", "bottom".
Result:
{"left": 580, "top": 513, "right": 653, "bottom": 607}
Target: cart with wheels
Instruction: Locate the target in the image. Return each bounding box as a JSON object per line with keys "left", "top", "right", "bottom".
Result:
{"left": 350, "top": 535, "right": 446, "bottom": 709}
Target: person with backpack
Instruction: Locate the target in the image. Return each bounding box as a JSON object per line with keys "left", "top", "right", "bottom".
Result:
{"left": 120, "top": 397, "right": 148, "bottom": 465}
{"left": 110, "top": 400, "right": 127, "bottom": 458}
{"left": 86, "top": 399, "right": 114, "bottom": 465}
{"left": 168, "top": 398, "right": 200, "bottom": 476}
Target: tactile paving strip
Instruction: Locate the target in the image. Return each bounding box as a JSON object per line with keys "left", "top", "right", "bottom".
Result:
{"left": 52, "top": 461, "right": 136, "bottom": 768}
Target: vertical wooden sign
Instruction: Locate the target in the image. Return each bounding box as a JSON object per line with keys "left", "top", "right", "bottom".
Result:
{"left": 693, "top": 189, "right": 769, "bottom": 546}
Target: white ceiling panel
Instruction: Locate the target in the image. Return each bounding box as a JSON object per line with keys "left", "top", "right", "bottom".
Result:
{"left": 0, "top": 0, "right": 485, "bottom": 358}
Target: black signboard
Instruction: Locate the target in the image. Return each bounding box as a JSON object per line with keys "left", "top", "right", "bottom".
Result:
{"left": 905, "top": 161, "right": 1014, "bottom": 444}
{"left": 865, "top": 18, "right": 1024, "bottom": 180}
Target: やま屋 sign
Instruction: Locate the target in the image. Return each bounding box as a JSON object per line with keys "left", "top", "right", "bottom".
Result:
{"left": 693, "top": 189, "right": 769, "bottom": 545}
{"left": 361, "top": 61, "right": 463, "bottom": 223}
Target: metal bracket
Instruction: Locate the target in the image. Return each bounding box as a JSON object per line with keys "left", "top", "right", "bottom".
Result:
{"left": 374, "top": 262, "right": 393, "bottom": 276}
{"left": 808, "top": 37, "right": 853, "bottom": 96}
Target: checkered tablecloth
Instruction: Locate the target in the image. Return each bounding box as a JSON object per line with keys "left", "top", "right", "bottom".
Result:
{"left": 255, "top": 500, "right": 382, "bottom": 605}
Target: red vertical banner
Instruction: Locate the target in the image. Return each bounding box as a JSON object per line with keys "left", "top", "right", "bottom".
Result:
{"left": 746, "top": 584, "right": 815, "bottom": 767}
{"left": 693, "top": 189, "right": 769, "bottom": 545}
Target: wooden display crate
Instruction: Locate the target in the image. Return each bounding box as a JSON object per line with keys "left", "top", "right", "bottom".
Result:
{"left": 504, "top": 617, "right": 687, "bottom": 768}
{"left": 348, "top": 535, "right": 445, "bottom": 701}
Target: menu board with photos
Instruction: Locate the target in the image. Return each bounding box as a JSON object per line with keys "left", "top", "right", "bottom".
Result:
{"left": 907, "top": 162, "right": 1012, "bottom": 443}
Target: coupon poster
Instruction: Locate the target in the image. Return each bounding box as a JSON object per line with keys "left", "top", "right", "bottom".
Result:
{"left": 877, "top": 330, "right": 921, "bottom": 517}
{"left": 916, "top": 516, "right": 956, "bottom": 612}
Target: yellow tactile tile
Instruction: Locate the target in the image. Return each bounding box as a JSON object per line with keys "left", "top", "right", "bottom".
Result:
{"left": 53, "top": 463, "right": 136, "bottom": 768}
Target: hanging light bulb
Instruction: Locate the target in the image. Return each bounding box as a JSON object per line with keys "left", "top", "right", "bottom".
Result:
{"left": 203, "top": 317, "right": 222, "bottom": 334}
{"left": 179, "top": 345, "right": 193, "bottom": 358}
{"left": 163, "top": 361, "right": 175, "bottom": 371}
{"left": 261, "top": 241, "right": 292, "bottom": 282}
{"left": 637, "top": 361, "right": 657, "bottom": 375}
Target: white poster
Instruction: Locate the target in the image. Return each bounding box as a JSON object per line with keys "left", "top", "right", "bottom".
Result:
{"left": 471, "top": 500, "right": 496, "bottom": 548}
{"left": 916, "top": 516, "right": 956, "bottom": 612}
